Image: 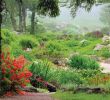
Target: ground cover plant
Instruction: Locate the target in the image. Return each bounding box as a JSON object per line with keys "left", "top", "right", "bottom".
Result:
{"left": 52, "top": 91, "right": 110, "bottom": 100}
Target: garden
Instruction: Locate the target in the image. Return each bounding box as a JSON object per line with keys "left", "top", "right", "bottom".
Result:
{"left": 0, "top": 0, "right": 110, "bottom": 100}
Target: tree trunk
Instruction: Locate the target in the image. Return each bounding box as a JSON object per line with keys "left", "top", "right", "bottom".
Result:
{"left": 17, "top": 0, "right": 26, "bottom": 33}
{"left": 9, "top": 12, "right": 17, "bottom": 31}
{"left": 22, "top": 5, "right": 26, "bottom": 32}
{"left": 0, "top": 0, "right": 3, "bottom": 48}
{"left": 18, "top": 1, "right": 23, "bottom": 32}
{"left": 30, "top": 8, "right": 35, "bottom": 34}
{"left": 0, "top": 0, "right": 3, "bottom": 33}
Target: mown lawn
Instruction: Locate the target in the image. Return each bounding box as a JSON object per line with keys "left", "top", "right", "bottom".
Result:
{"left": 52, "top": 91, "right": 110, "bottom": 100}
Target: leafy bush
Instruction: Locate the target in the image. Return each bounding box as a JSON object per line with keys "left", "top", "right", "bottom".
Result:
{"left": 45, "top": 41, "right": 64, "bottom": 58}
{"left": 80, "top": 40, "right": 90, "bottom": 47}
{"left": 30, "top": 60, "right": 52, "bottom": 81}
{"left": 101, "top": 48, "right": 110, "bottom": 58}
{"left": 57, "top": 70, "right": 84, "bottom": 85}
{"left": 0, "top": 52, "right": 32, "bottom": 95}
{"left": 11, "top": 49, "right": 34, "bottom": 61}
{"left": 1, "top": 29, "right": 16, "bottom": 45}
{"left": 66, "top": 40, "right": 79, "bottom": 47}
{"left": 68, "top": 55, "right": 99, "bottom": 69}
{"left": 19, "top": 36, "right": 38, "bottom": 49}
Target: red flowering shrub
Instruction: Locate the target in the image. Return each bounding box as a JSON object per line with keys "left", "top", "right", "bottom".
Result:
{"left": 0, "top": 52, "right": 32, "bottom": 95}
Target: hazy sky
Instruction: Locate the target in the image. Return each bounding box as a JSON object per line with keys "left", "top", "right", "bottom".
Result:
{"left": 56, "top": 4, "right": 105, "bottom": 30}
{"left": 41, "top": 4, "right": 109, "bottom": 32}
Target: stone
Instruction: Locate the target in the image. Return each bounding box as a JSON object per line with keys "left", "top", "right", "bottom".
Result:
{"left": 104, "top": 58, "right": 110, "bottom": 64}
{"left": 46, "top": 83, "right": 56, "bottom": 92}
{"left": 102, "top": 36, "right": 110, "bottom": 45}
{"left": 94, "top": 44, "right": 105, "bottom": 51}
{"left": 22, "top": 86, "right": 38, "bottom": 92}
{"left": 106, "top": 44, "right": 110, "bottom": 50}
{"left": 74, "top": 87, "right": 106, "bottom": 94}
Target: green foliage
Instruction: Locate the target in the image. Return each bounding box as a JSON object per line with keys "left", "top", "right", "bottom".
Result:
{"left": 56, "top": 70, "right": 84, "bottom": 85}
{"left": 1, "top": 29, "right": 16, "bottom": 45}
{"left": 68, "top": 55, "right": 99, "bottom": 69}
{"left": 101, "top": 48, "right": 110, "bottom": 58}
{"left": 30, "top": 60, "right": 52, "bottom": 81}
{"left": 45, "top": 41, "right": 66, "bottom": 58}
{"left": 80, "top": 40, "right": 90, "bottom": 47}
{"left": 19, "top": 36, "right": 38, "bottom": 49}
{"left": 37, "top": 0, "right": 59, "bottom": 17}
{"left": 52, "top": 91, "right": 110, "bottom": 100}
{"left": 11, "top": 49, "right": 34, "bottom": 61}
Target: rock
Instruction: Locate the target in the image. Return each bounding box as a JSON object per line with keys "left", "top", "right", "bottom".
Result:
{"left": 23, "top": 48, "right": 32, "bottom": 52}
{"left": 74, "top": 87, "right": 106, "bottom": 94}
{"left": 107, "top": 44, "right": 110, "bottom": 49}
{"left": 53, "top": 59, "right": 66, "bottom": 66}
{"left": 46, "top": 83, "right": 56, "bottom": 92}
{"left": 94, "top": 44, "right": 105, "bottom": 51}
{"left": 102, "top": 36, "right": 110, "bottom": 45}
{"left": 87, "top": 88, "right": 105, "bottom": 94}
{"left": 104, "top": 58, "right": 110, "bottom": 64}
{"left": 22, "top": 86, "right": 38, "bottom": 92}
{"left": 89, "top": 55, "right": 101, "bottom": 61}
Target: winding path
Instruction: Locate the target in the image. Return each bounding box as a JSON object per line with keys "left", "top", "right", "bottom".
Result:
{"left": 0, "top": 93, "right": 55, "bottom": 100}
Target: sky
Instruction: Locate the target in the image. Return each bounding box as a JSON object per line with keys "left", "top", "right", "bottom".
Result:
{"left": 42, "top": 4, "right": 109, "bottom": 33}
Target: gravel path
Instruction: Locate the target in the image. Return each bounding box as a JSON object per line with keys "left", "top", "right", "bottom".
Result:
{"left": 100, "top": 63, "right": 110, "bottom": 73}
{"left": 0, "top": 93, "right": 55, "bottom": 100}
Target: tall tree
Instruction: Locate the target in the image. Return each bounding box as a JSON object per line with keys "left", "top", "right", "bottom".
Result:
{"left": 4, "top": 0, "right": 18, "bottom": 31}
{"left": 29, "top": 0, "right": 60, "bottom": 34}
{"left": 16, "top": 0, "right": 26, "bottom": 32}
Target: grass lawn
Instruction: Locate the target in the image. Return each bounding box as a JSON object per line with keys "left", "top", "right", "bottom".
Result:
{"left": 52, "top": 91, "right": 110, "bottom": 100}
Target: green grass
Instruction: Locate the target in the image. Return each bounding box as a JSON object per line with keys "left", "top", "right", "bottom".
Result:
{"left": 52, "top": 91, "right": 110, "bottom": 100}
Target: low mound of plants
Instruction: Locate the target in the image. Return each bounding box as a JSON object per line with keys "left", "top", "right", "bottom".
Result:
{"left": 68, "top": 55, "right": 99, "bottom": 70}
{"left": 19, "top": 36, "right": 38, "bottom": 49}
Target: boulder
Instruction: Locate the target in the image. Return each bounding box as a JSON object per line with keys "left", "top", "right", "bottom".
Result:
{"left": 107, "top": 44, "right": 110, "bottom": 49}
{"left": 53, "top": 59, "right": 66, "bottom": 66}
{"left": 94, "top": 44, "right": 105, "bottom": 51}
{"left": 46, "top": 83, "right": 56, "bottom": 92}
{"left": 74, "top": 87, "right": 106, "bottom": 94}
{"left": 104, "top": 58, "right": 110, "bottom": 64}
{"left": 22, "top": 86, "right": 38, "bottom": 92}
{"left": 102, "top": 36, "right": 110, "bottom": 45}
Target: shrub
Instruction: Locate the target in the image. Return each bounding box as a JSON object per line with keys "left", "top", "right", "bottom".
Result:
{"left": 30, "top": 60, "right": 52, "bottom": 81}
{"left": 68, "top": 55, "right": 99, "bottom": 69}
{"left": 29, "top": 60, "right": 53, "bottom": 88}
{"left": 101, "top": 48, "right": 110, "bottom": 58}
{"left": 66, "top": 40, "right": 79, "bottom": 47}
{"left": 19, "top": 36, "right": 38, "bottom": 49}
{"left": 0, "top": 52, "right": 32, "bottom": 95}
{"left": 57, "top": 70, "right": 84, "bottom": 85}
{"left": 11, "top": 49, "right": 34, "bottom": 61}
{"left": 45, "top": 41, "right": 64, "bottom": 58}
{"left": 1, "top": 29, "right": 16, "bottom": 45}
